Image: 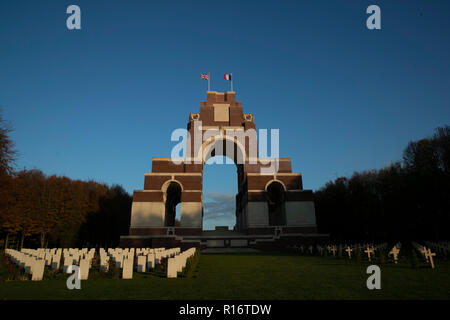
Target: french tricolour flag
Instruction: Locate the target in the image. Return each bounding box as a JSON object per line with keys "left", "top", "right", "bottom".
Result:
{"left": 224, "top": 74, "right": 232, "bottom": 81}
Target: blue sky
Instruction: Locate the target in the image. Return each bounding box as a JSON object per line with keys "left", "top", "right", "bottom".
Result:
{"left": 1, "top": 1, "right": 449, "bottom": 230}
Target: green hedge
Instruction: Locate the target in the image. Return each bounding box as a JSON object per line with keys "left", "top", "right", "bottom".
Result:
{"left": 181, "top": 250, "right": 201, "bottom": 278}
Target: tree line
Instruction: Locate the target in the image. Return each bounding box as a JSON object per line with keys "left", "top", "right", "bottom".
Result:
{"left": 1, "top": 109, "right": 448, "bottom": 247}
{"left": 0, "top": 111, "right": 131, "bottom": 249}
{"left": 315, "top": 125, "right": 450, "bottom": 242}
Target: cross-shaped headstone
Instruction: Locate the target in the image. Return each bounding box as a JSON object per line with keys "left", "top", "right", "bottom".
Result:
{"left": 425, "top": 248, "right": 436, "bottom": 269}
{"left": 389, "top": 247, "right": 400, "bottom": 264}
{"left": 364, "top": 247, "right": 374, "bottom": 261}
{"left": 345, "top": 246, "right": 353, "bottom": 259}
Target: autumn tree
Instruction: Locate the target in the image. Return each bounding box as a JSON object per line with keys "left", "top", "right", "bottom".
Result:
{"left": 0, "top": 111, "right": 132, "bottom": 249}
{"left": 0, "top": 110, "right": 17, "bottom": 248}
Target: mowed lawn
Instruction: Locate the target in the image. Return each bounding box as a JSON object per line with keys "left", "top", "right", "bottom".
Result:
{"left": 1, "top": 253, "right": 450, "bottom": 300}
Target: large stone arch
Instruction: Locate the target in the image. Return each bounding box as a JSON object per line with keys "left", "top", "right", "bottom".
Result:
{"left": 124, "top": 91, "right": 321, "bottom": 246}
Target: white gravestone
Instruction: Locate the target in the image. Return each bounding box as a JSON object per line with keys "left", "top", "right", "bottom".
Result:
{"left": 147, "top": 253, "right": 156, "bottom": 269}
{"left": 31, "top": 259, "right": 45, "bottom": 281}
{"left": 137, "top": 256, "right": 146, "bottom": 273}
{"left": 167, "top": 257, "right": 178, "bottom": 278}
{"left": 79, "top": 259, "right": 90, "bottom": 280}
{"left": 122, "top": 258, "right": 134, "bottom": 279}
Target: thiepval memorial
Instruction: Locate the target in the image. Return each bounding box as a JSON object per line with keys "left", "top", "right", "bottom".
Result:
{"left": 120, "top": 91, "right": 327, "bottom": 248}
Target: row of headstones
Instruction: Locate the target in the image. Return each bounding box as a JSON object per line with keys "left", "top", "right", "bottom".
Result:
{"left": 24, "top": 247, "right": 95, "bottom": 271}
{"left": 4, "top": 248, "right": 95, "bottom": 281}
{"left": 321, "top": 242, "right": 439, "bottom": 268}
{"left": 103, "top": 247, "right": 181, "bottom": 279}
{"left": 62, "top": 248, "right": 96, "bottom": 281}
{"left": 323, "top": 243, "right": 390, "bottom": 262}
{"left": 5, "top": 247, "right": 198, "bottom": 280}
{"left": 4, "top": 247, "right": 185, "bottom": 281}
{"left": 292, "top": 241, "right": 439, "bottom": 268}
{"left": 5, "top": 249, "right": 46, "bottom": 280}
{"left": 289, "top": 242, "right": 410, "bottom": 263}
{"left": 167, "top": 247, "right": 197, "bottom": 278}
{"left": 291, "top": 243, "right": 386, "bottom": 258}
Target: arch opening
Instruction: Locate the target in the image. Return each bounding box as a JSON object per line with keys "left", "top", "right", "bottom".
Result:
{"left": 266, "top": 181, "right": 286, "bottom": 226}
{"left": 164, "top": 181, "right": 182, "bottom": 227}
{"left": 202, "top": 154, "right": 239, "bottom": 231}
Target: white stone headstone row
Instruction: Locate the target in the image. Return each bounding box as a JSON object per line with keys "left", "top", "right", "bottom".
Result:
{"left": 5, "top": 249, "right": 47, "bottom": 281}
{"left": 102, "top": 247, "right": 177, "bottom": 277}
{"left": 6, "top": 247, "right": 191, "bottom": 281}
{"left": 6, "top": 248, "right": 95, "bottom": 280}
{"left": 101, "top": 247, "right": 180, "bottom": 279}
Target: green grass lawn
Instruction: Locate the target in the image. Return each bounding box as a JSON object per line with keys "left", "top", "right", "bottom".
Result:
{"left": 1, "top": 252, "right": 449, "bottom": 300}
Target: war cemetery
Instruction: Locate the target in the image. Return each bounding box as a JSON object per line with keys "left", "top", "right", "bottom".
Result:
{"left": 1, "top": 89, "right": 450, "bottom": 300}
{"left": 1, "top": 1, "right": 450, "bottom": 305}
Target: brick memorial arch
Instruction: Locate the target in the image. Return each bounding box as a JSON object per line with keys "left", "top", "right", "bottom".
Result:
{"left": 120, "top": 91, "right": 327, "bottom": 248}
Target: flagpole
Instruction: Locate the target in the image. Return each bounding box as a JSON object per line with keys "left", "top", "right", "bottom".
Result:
{"left": 230, "top": 73, "right": 233, "bottom": 92}
{"left": 208, "top": 72, "right": 210, "bottom": 91}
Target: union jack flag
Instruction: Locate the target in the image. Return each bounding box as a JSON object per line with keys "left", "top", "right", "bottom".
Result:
{"left": 200, "top": 73, "right": 209, "bottom": 80}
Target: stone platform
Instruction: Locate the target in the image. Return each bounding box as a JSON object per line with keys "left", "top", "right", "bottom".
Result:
{"left": 119, "top": 228, "right": 329, "bottom": 250}
{"left": 201, "top": 247, "right": 261, "bottom": 254}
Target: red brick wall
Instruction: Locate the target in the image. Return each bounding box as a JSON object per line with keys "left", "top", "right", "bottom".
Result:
{"left": 133, "top": 191, "right": 163, "bottom": 202}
